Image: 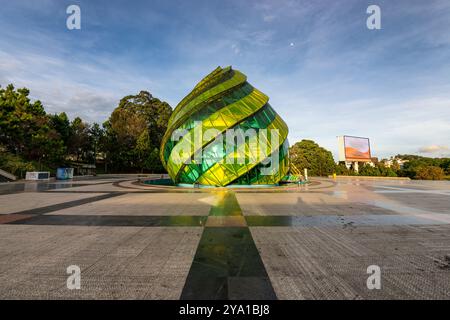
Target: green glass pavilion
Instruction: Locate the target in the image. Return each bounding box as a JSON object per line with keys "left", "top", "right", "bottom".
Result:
{"left": 160, "top": 66, "right": 290, "bottom": 187}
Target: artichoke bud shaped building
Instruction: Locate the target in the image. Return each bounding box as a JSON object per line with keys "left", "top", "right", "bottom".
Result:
{"left": 160, "top": 66, "right": 290, "bottom": 187}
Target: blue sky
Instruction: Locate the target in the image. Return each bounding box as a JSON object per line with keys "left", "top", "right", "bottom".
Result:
{"left": 1, "top": 0, "right": 449, "bottom": 159}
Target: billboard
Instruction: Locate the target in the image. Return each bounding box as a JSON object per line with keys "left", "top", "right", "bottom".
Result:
{"left": 338, "top": 136, "right": 371, "bottom": 161}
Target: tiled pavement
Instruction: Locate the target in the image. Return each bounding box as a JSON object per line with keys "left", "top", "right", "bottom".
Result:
{"left": 0, "top": 175, "right": 450, "bottom": 299}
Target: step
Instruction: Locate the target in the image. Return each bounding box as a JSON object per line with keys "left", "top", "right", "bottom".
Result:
{"left": 0, "top": 168, "right": 17, "bottom": 181}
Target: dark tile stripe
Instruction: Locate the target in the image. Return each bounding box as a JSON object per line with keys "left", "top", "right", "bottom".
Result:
{"left": 180, "top": 227, "right": 276, "bottom": 300}
{"left": 7, "top": 215, "right": 207, "bottom": 227}
{"left": 7, "top": 193, "right": 125, "bottom": 216}
{"left": 180, "top": 191, "right": 277, "bottom": 300}
{"left": 41, "top": 190, "right": 170, "bottom": 194}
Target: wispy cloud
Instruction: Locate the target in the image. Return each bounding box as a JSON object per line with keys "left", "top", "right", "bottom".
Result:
{"left": 418, "top": 145, "right": 450, "bottom": 155}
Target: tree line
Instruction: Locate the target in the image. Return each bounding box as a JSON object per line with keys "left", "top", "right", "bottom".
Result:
{"left": 394, "top": 155, "right": 450, "bottom": 180}
{"left": 0, "top": 84, "right": 172, "bottom": 177}
{"left": 1, "top": 84, "right": 448, "bottom": 180}
{"left": 289, "top": 139, "right": 450, "bottom": 180}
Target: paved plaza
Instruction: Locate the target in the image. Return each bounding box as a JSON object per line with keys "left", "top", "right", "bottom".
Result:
{"left": 0, "top": 175, "right": 450, "bottom": 299}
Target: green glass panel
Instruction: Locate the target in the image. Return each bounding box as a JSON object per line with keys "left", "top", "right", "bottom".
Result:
{"left": 161, "top": 66, "right": 291, "bottom": 186}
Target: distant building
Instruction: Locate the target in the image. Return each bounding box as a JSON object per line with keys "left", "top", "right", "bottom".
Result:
{"left": 381, "top": 157, "right": 409, "bottom": 169}
{"left": 70, "top": 162, "right": 96, "bottom": 176}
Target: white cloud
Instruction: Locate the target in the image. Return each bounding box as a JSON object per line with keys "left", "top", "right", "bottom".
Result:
{"left": 262, "top": 14, "right": 276, "bottom": 22}
{"left": 1, "top": 0, "right": 450, "bottom": 161}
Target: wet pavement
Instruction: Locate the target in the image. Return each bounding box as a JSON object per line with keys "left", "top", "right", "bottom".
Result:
{"left": 0, "top": 175, "right": 450, "bottom": 299}
{"left": 0, "top": 182, "right": 91, "bottom": 195}
{"left": 180, "top": 191, "right": 276, "bottom": 300}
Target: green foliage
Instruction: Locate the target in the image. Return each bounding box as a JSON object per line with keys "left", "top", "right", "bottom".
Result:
{"left": 335, "top": 155, "right": 447, "bottom": 180}
{"left": 102, "top": 91, "right": 172, "bottom": 173}
{"left": 414, "top": 166, "right": 445, "bottom": 180}
{"left": 359, "top": 163, "right": 398, "bottom": 177}
{"left": 358, "top": 164, "right": 381, "bottom": 176}
{"left": 1, "top": 84, "right": 172, "bottom": 175}
{"left": 67, "top": 117, "right": 92, "bottom": 162}
{"left": 0, "top": 84, "right": 65, "bottom": 169}
{"left": 289, "top": 139, "right": 336, "bottom": 176}
{"left": 381, "top": 166, "right": 398, "bottom": 177}
{"left": 390, "top": 159, "right": 401, "bottom": 171}
{"left": 49, "top": 112, "right": 71, "bottom": 145}
{"left": 335, "top": 163, "right": 355, "bottom": 176}
{"left": 5, "top": 82, "right": 445, "bottom": 180}
{"left": 397, "top": 154, "right": 449, "bottom": 179}
{"left": 0, "top": 146, "right": 35, "bottom": 178}
{"left": 439, "top": 158, "right": 450, "bottom": 175}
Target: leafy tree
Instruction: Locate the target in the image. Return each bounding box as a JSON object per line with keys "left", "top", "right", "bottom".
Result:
{"left": 360, "top": 163, "right": 397, "bottom": 177}
{"left": 135, "top": 130, "right": 165, "bottom": 172}
{"left": 379, "top": 165, "right": 398, "bottom": 177}
{"left": 289, "top": 140, "right": 336, "bottom": 176}
{"left": 390, "top": 159, "right": 401, "bottom": 171}
{"left": 88, "top": 123, "right": 103, "bottom": 165}
{"left": 135, "top": 129, "right": 151, "bottom": 172}
{"left": 1, "top": 84, "right": 172, "bottom": 175}
{"left": 359, "top": 164, "right": 381, "bottom": 176}
{"left": 397, "top": 155, "right": 449, "bottom": 179}
{"left": 1, "top": 84, "right": 45, "bottom": 154}
{"left": 335, "top": 163, "right": 354, "bottom": 175}
{"left": 0, "top": 145, "right": 34, "bottom": 178}
{"left": 415, "top": 166, "right": 445, "bottom": 180}
{"left": 0, "top": 84, "right": 65, "bottom": 169}
{"left": 49, "top": 112, "right": 71, "bottom": 145}
{"left": 102, "top": 91, "right": 172, "bottom": 172}
{"left": 67, "top": 117, "right": 91, "bottom": 161}
{"left": 29, "top": 125, "right": 66, "bottom": 169}
{"left": 440, "top": 158, "right": 450, "bottom": 175}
